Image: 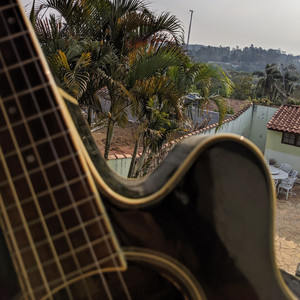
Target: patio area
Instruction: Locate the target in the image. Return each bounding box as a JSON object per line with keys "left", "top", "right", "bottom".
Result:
{"left": 275, "top": 180, "right": 300, "bottom": 275}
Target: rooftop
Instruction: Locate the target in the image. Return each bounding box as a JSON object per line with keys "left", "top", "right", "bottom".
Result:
{"left": 267, "top": 105, "right": 300, "bottom": 134}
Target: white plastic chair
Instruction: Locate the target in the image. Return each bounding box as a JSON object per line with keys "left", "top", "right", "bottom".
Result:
{"left": 277, "top": 177, "right": 297, "bottom": 200}
{"left": 280, "top": 163, "right": 292, "bottom": 175}
{"left": 290, "top": 170, "right": 298, "bottom": 178}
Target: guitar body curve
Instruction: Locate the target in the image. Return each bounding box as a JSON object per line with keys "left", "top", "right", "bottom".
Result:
{"left": 67, "top": 100, "right": 297, "bottom": 299}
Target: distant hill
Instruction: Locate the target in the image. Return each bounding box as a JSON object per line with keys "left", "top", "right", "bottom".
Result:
{"left": 187, "top": 44, "right": 300, "bottom": 73}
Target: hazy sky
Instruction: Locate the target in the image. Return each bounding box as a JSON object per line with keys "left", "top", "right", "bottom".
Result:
{"left": 21, "top": 0, "right": 300, "bottom": 56}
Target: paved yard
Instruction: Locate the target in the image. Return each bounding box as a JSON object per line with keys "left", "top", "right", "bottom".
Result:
{"left": 275, "top": 180, "right": 300, "bottom": 275}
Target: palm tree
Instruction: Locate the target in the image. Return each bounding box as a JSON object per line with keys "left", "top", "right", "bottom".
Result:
{"left": 31, "top": 0, "right": 184, "bottom": 158}
{"left": 168, "top": 58, "right": 233, "bottom": 129}
{"left": 31, "top": 0, "right": 231, "bottom": 167}
{"left": 253, "top": 64, "right": 282, "bottom": 102}
{"left": 127, "top": 74, "right": 184, "bottom": 177}
{"left": 253, "top": 63, "right": 299, "bottom": 105}
{"left": 127, "top": 55, "right": 233, "bottom": 177}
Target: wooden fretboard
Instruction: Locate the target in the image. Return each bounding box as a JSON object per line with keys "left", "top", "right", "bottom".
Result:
{"left": 0, "top": 1, "right": 125, "bottom": 299}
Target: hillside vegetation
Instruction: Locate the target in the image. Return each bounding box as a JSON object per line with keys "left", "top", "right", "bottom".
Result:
{"left": 188, "top": 44, "right": 300, "bottom": 73}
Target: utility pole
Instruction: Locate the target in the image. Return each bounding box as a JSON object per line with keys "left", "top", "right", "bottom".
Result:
{"left": 186, "top": 10, "right": 194, "bottom": 46}
{"left": 281, "top": 63, "right": 285, "bottom": 91}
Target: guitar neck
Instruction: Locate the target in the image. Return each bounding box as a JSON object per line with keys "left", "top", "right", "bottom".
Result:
{"left": 0, "top": 1, "right": 125, "bottom": 299}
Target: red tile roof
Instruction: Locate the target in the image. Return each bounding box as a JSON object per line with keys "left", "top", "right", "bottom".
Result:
{"left": 267, "top": 105, "right": 300, "bottom": 134}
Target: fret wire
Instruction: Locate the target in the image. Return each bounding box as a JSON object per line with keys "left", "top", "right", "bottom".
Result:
{"left": 0, "top": 55, "right": 40, "bottom": 74}
{"left": 2, "top": 105, "right": 61, "bottom": 135}
{"left": 3, "top": 149, "right": 80, "bottom": 186}
{"left": 0, "top": 2, "right": 17, "bottom": 13}
{"left": 12, "top": 8, "right": 97, "bottom": 295}
{"left": 3, "top": 25, "right": 106, "bottom": 300}
{"left": 0, "top": 81, "right": 52, "bottom": 103}
{"left": 12, "top": 204, "right": 105, "bottom": 241}
{"left": 25, "top": 233, "right": 114, "bottom": 274}
{"left": 2, "top": 130, "right": 70, "bottom": 158}
{"left": 26, "top": 91, "right": 118, "bottom": 300}
{"left": 34, "top": 94, "right": 115, "bottom": 295}
{"left": 48, "top": 111, "right": 126, "bottom": 297}
{"left": 1, "top": 4, "right": 87, "bottom": 299}
{"left": 0, "top": 53, "right": 64, "bottom": 297}
{"left": 0, "top": 148, "right": 42, "bottom": 300}
{"left": 0, "top": 163, "right": 85, "bottom": 194}
{"left": 11, "top": 86, "right": 98, "bottom": 300}
{"left": 33, "top": 248, "right": 122, "bottom": 297}
{"left": 4, "top": 181, "right": 93, "bottom": 214}
{"left": 3, "top": 5, "right": 125, "bottom": 299}
{"left": 2, "top": 174, "right": 88, "bottom": 210}
{"left": 0, "top": 193, "right": 28, "bottom": 296}
{"left": 0, "top": 28, "right": 29, "bottom": 43}
{"left": 31, "top": 254, "right": 121, "bottom": 296}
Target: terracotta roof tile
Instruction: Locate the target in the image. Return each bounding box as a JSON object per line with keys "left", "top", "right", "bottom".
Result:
{"left": 267, "top": 105, "right": 300, "bottom": 134}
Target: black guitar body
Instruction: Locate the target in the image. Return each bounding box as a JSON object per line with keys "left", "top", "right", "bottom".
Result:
{"left": 47, "top": 101, "right": 296, "bottom": 300}
{"left": 1, "top": 97, "right": 300, "bottom": 299}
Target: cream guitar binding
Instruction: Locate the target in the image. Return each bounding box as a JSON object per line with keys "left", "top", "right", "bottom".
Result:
{"left": 0, "top": 0, "right": 298, "bottom": 299}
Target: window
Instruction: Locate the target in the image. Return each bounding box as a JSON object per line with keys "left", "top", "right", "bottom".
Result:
{"left": 282, "top": 132, "right": 300, "bottom": 147}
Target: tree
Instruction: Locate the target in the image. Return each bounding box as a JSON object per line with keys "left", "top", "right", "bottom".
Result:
{"left": 253, "top": 63, "right": 299, "bottom": 104}
{"left": 31, "top": 0, "right": 232, "bottom": 171}
{"left": 229, "top": 71, "right": 254, "bottom": 100}
{"left": 253, "top": 63, "right": 282, "bottom": 102}
{"left": 127, "top": 58, "right": 233, "bottom": 177}
{"left": 126, "top": 42, "right": 184, "bottom": 177}
{"left": 32, "top": 0, "right": 184, "bottom": 158}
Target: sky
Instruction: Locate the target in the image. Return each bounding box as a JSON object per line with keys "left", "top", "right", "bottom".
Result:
{"left": 21, "top": 0, "right": 300, "bottom": 56}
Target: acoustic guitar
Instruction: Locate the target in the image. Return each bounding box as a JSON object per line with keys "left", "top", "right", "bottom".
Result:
{"left": 0, "top": 0, "right": 298, "bottom": 299}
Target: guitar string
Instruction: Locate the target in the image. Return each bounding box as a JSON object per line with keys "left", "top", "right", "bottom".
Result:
{"left": 0, "top": 51, "right": 53, "bottom": 299}
{"left": 13, "top": 1, "right": 132, "bottom": 299}
{"left": 1, "top": 5, "right": 108, "bottom": 300}
{"left": 20, "top": 3, "right": 132, "bottom": 299}
{"left": 2, "top": 1, "right": 132, "bottom": 298}
{"left": 12, "top": 26, "right": 112, "bottom": 300}
{"left": 1, "top": 2, "right": 75, "bottom": 299}
{"left": 0, "top": 148, "right": 35, "bottom": 300}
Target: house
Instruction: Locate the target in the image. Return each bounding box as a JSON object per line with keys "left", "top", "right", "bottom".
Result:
{"left": 265, "top": 105, "right": 300, "bottom": 172}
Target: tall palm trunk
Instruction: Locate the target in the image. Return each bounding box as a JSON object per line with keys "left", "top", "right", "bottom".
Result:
{"left": 133, "top": 143, "right": 148, "bottom": 177}
{"left": 104, "top": 118, "right": 115, "bottom": 159}
{"left": 127, "top": 133, "right": 141, "bottom": 178}
{"left": 87, "top": 106, "right": 92, "bottom": 126}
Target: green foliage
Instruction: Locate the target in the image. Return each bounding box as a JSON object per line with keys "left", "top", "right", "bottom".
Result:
{"left": 32, "top": 0, "right": 232, "bottom": 173}
{"left": 253, "top": 63, "right": 299, "bottom": 105}
{"left": 228, "top": 71, "right": 254, "bottom": 100}
{"left": 47, "top": 49, "right": 91, "bottom": 99}
{"left": 226, "top": 107, "right": 235, "bottom": 115}
{"left": 252, "top": 97, "right": 272, "bottom": 105}
{"left": 188, "top": 44, "right": 300, "bottom": 74}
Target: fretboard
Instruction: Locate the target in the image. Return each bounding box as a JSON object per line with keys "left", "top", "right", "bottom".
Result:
{"left": 0, "top": 1, "right": 125, "bottom": 299}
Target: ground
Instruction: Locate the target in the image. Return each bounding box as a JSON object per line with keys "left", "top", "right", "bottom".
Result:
{"left": 92, "top": 99, "right": 251, "bottom": 156}
{"left": 92, "top": 121, "right": 141, "bottom": 156}
{"left": 275, "top": 182, "right": 300, "bottom": 275}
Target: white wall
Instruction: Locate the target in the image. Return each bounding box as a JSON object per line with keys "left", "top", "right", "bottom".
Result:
{"left": 107, "top": 157, "right": 132, "bottom": 177}
{"left": 107, "top": 104, "right": 279, "bottom": 177}
{"left": 264, "top": 149, "right": 300, "bottom": 173}
{"left": 265, "top": 130, "right": 300, "bottom": 173}
{"left": 248, "top": 105, "right": 278, "bottom": 152}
